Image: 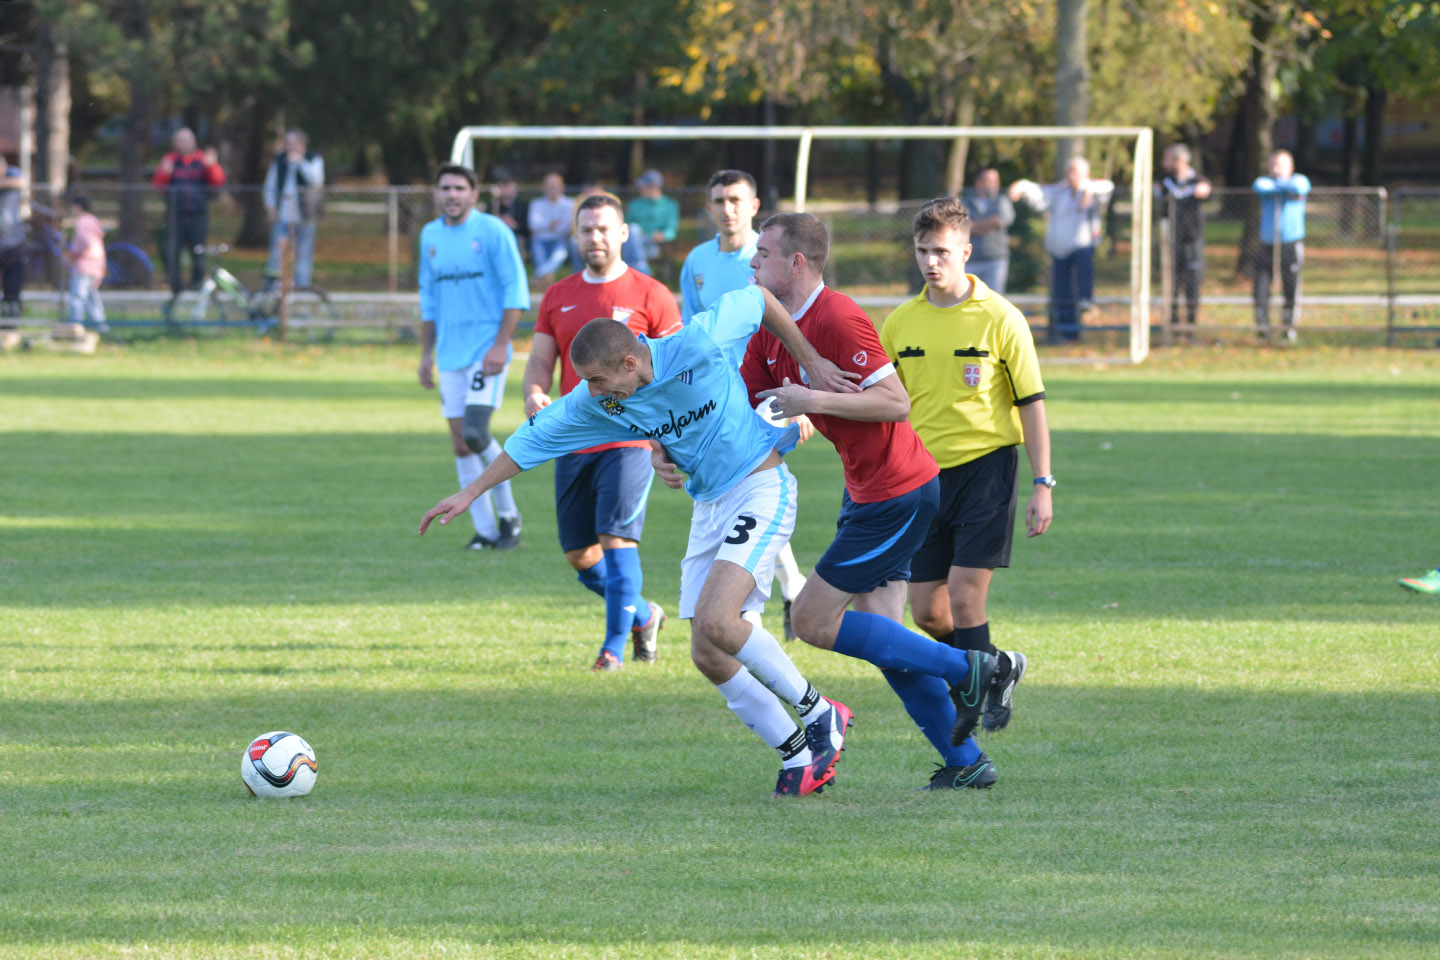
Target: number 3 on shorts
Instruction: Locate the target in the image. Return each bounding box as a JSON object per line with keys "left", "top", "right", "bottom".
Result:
{"left": 470, "top": 370, "right": 486, "bottom": 391}
{"left": 725, "top": 516, "right": 758, "bottom": 544}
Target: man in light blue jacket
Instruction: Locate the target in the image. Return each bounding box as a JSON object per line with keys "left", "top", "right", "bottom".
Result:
{"left": 1252, "top": 149, "right": 1310, "bottom": 339}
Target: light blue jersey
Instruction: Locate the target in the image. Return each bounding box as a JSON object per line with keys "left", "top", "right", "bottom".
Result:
{"left": 505, "top": 285, "right": 798, "bottom": 502}
{"left": 1253, "top": 174, "right": 1311, "bottom": 244}
{"left": 418, "top": 209, "right": 530, "bottom": 371}
{"left": 679, "top": 230, "right": 759, "bottom": 321}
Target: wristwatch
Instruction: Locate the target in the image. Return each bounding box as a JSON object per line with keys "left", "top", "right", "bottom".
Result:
{"left": 1033, "top": 475, "right": 1057, "bottom": 489}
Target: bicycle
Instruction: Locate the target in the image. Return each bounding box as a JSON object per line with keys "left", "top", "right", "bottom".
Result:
{"left": 25, "top": 221, "right": 156, "bottom": 290}
{"left": 164, "top": 243, "right": 333, "bottom": 334}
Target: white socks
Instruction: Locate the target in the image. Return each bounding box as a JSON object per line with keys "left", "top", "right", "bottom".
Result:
{"left": 455, "top": 454, "right": 499, "bottom": 540}
{"left": 476, "top": 439, "right": 519, "bottom": 520}
{"left": 774, "top": 543, "right": 806, "bottom": 602}
{"left": 716, "top": 667, "right": 811, "bottom": 768}
{"left": 735, "top": 622, "right": 810, "bottom": 710}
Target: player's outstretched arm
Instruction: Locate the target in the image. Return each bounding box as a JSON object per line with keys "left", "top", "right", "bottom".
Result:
{"left": 756, "top": 287, "right": 859, "bottom": 394}
{"left": 1018, "top": 400, "right": 1053, "bottom": 538}
{"left": 419, "top": 452, "right": 523, "bottom": 534}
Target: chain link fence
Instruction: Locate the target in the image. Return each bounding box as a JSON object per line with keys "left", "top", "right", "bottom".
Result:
{"left": 7, "top": 181, "right": 1439, "bottom": 347}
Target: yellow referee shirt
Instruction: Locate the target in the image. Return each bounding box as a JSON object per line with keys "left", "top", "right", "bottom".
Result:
{"left": 879, "top": 277, "right": 1045, "bottom": 469}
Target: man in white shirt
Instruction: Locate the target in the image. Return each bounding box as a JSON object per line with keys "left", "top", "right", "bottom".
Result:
{"left": 527, "top": 172, "right": 574, "bottom": 284}
{"left": 1010, "top": 157, "right": 1114, "bottom": 343}
{"left": 263, "top": 129, "right": 324, "bottom": 290}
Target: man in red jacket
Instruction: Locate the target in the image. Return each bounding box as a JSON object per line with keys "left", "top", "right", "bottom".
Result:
{"left": 153, "top": 127, "right": 226, "bottom": 296}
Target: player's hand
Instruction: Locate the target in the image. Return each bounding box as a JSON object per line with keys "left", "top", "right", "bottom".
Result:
{"left": 793, "top": 413, "right": 815, "bottom": 443}
{"left": 419, "top": 489, "right": 478, "bottom": 535}
{"left": 525, "top": 392, "right": 552, "bottom": 417}
{"left": 418, "top": 356, "right": 435, "bottom": 390}
{"left": 1195, "top": 181, "right": 1213, "bottom": 200}
{"left": 755, "top": 378, "right": 813, "bottom": 419}
{"left": 648, "top": 439, "right": 686, "bottom": 490}
{"left": 804, "top": 357, "right": 861, "bottom": 394}
{"left": 1026, "top": 487, "right": 1053, "bottom": 538}
{"left": 202, "top": 147, "right": 220, "bottom": 167}
{"left": 482, "top": 342, "right": 508, "bottom": 377}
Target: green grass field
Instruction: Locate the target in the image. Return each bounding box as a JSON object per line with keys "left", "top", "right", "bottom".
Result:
{"left": 3, "top": 340, "right": 1438, "bottom": 959}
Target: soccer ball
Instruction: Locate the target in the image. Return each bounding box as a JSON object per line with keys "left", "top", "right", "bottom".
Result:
{"left": 241, "top": 731, "right": 317, "bottom": 798}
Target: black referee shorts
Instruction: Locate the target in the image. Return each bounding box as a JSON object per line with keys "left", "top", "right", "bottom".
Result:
{"left": 909, "top": 445, "right": 1019, "bottom": 582}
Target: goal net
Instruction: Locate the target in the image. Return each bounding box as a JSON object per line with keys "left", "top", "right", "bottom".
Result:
{"left": 452, "top": 125, "right": 1155, "bottom": 363}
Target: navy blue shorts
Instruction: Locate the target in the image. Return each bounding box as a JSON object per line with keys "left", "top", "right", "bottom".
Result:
{"left": 553, "top": 447, "right": 654, "bottom": 552}
{"left": 910, "top": 445, "right": 1019, "bottom": 581}
{"left": 813, "top": 476, "right": 940, "bottom": 596}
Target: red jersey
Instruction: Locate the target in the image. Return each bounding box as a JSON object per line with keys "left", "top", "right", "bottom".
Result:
{"left": 534, "top": 265, "right": 683, "bottom": 454}
{"left": 740, "top": 285, "right": 937, "bottom": 503}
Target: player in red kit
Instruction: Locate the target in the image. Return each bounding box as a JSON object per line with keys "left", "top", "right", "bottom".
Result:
{"left": 523, "top": 192, "right": 681, "bottom": 670}
{"left": 653, "top": 213, "right": 1002, "bottom": 790}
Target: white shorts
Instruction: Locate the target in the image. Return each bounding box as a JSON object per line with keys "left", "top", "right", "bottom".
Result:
{"left": 678, "top": 463, "right": 798, "bottom": 620}
{"left": 439, "top": 358, "right": 510, "bottom": 419}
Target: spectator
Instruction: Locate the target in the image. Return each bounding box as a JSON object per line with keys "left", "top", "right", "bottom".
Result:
{"left": 0, "top": 156, "right": 25, "bottom": 319}
{"left": 1252, "top": 149, "right": 1310, "bottom": 341}
{"left": 626, "top": 168, "right": 679, "bottom": 264}
{"left": 153, "top": 127, "right": 226, "bottom": 296}
{"left": 526, "top": 172, "right": 573, "bottom": 283}
{"left": 961, "top": 168, "right": 1015, "bottom": 294}
{"left": 1009, "top": 157, "right": 1114, "bottom": 343}
{"left": 262, "top": 128, "right": 324, "bottom": 291}
{"left": 1157, "top": 144, "right": 1212, "bottom": 337}
{"left": 65, "top": 194, "right": 107, "bottom": 332}
{"left": 490, "top": 168, "right": 529, "bottom": 253}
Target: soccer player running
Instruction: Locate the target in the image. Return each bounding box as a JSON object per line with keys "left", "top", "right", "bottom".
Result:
{"left": 681, "top": 212, "right": 1002, "bottom": 790}
{"left": 880, "top": 197, "right": 1053, "bottom": 736}
{"left": 421, "top": 284, "right": 878, "bottom": 797}
{"left": 679, "top": 169, "right": 808, "bottom": 640}
{"left": 522, "top": 193, "right": 680, "bottom": 671}
{"left": 418, "top": 163, "right": 527, "bottom": 550}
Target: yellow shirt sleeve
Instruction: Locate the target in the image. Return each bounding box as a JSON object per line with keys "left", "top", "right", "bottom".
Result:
{"left": 996, "top": 302, "right": 1045, "bottom": 403}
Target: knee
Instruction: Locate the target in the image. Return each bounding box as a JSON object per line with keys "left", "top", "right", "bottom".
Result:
{"left": 911, "top": 608, "right": 948, "bottom": 638}
{"left": 689, "top": 631, "right": 731, "bottom": 678}
{"left": 565, "top": 545, "right": 602, "bottom": 571}
{"left": 789, "top": 595, "right": 836, "bottom": 648}
{"left": 461, "top": 407, "right": 493, "bottom": 455}
{"left": 690, "top": 609, "right": 727, "bottom": 648}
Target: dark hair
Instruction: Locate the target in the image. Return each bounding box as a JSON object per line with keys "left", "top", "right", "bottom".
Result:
{"left": 912, "top": 196, "right": 971, "bottom": 242}
{"left": 70, "top": 194, "right": 92, "bottom": 212}
{"left": 759, "top": 212, "right": 829, "bottom": 275}
{"left": 576, "top": 191, "right": 625, "bottom": 219}
{"left": 707, "top": 169, "right": 757, "bottom": 196}
{"left": 434, "top": 163, "right": 477, "bottom": 188}
{"left": 570, "top": 316, "right": 641, "bottom": 371}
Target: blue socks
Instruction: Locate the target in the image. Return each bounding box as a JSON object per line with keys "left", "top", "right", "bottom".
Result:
{"left": 881, "top": 669, "right": 983, "bottom": 768}
{"left": 576, "top": 556, "right": 608, "bottom": 598}
{"left": 831, "top": 611, "right": 972, "bottom": 686}
{"left": 601, "top": 547, "right": 648, "bottom": 659}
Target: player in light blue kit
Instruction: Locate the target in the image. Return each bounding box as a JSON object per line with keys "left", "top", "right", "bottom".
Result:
{"left": 421, "top": 285, "right": 878, "bottom": 797}
{"left": 680, "top": 168, "right": 809, "bottom": 639}
{"left": 418, "top": 163, "right": 528, "bottom": 549}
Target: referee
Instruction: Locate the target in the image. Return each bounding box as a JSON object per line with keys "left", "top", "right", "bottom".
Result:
{"left": 879, "top": 196, "right": 1054, "bottom": 734}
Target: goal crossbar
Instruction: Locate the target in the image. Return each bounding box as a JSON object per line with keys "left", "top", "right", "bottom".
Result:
{"left": 452, "top": 125, "right": 1155, "bottom": 362}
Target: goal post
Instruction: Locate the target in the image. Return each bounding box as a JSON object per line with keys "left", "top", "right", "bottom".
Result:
{"left": 452, "top": 124, "right": 1155, "bottom": 362}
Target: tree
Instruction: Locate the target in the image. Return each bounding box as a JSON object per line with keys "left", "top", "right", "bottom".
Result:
{"left": 1054, "top": 0, "right": 1088, "bottom": 177}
